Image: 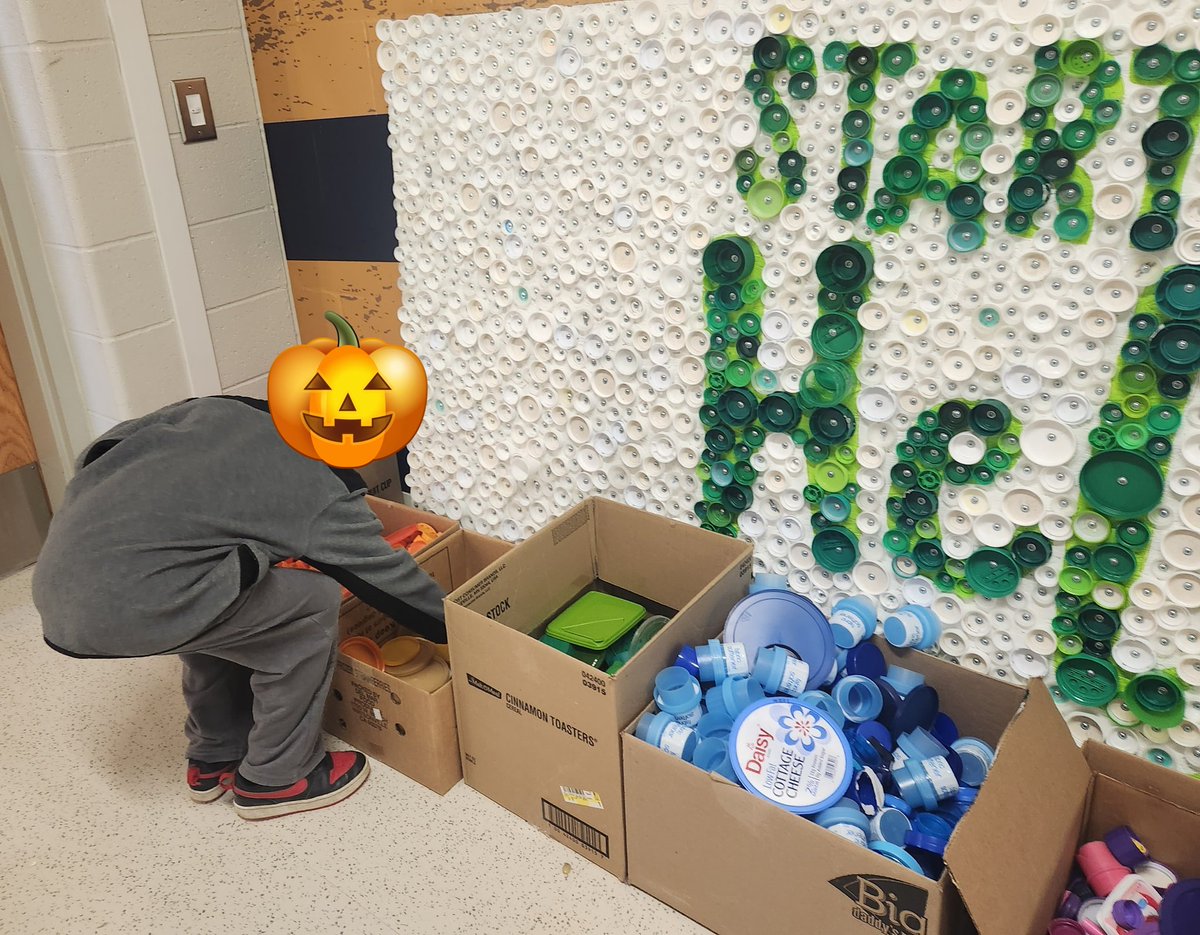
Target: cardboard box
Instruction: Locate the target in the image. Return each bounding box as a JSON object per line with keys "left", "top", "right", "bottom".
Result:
{"left": 950, "top": 737, "right": 1200, "bottom": 935}
{"left": 323, "top": 529, "right": 511, "bottom": 794}
{"left": 358, "top": 455, "right": 404, "bottom": 501}
{"left": 624, "top": 638, "right": 1076, "bottom": 935}
{"left": 363, "top": 494, "right": 457, "bottom": 555}
{"left": 445, "top": 497, "right": 753, "bottom": 878}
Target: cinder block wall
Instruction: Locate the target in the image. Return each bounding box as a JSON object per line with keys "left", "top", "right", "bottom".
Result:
{"left": 0, "top": 0, "right": 294, "bottom": 437}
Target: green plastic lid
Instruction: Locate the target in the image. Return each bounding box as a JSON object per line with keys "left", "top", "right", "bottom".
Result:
{"left": 759, "top": 103, "right": 791, "bottom": 134}
{"left": 961, "top": 125, "right": 992, "bottom": 155}
{"left": 753, "top": 35, "right": 789, "bottom": 70}
{"left": 1022, "top": 107, "right": 1049, "bottom": 132}
{"left": 747, "top": 179, "right": 786, "bottom": 220}
{"left": 1055, "top": 208, "right": 1090, "bottom": 242}
{"left": 789, "top": 72, "right": 817, "bottom": 100}
{"left": 1056, "top": 654, "right": 1119, "bottom": 706}
{"left": 883, "top": 155, "right": 927, "bottom": 194}
{"left": 703, "top": 237, "right": 754, "bottom": 284}
{"left": 812, "top": 313, "right": 862, "bottom": 360}
{"left": 965, "top": 548, "right": 1021, "bottom": 598}
{"left": 1034, "top": 44, "right": 1060, "bottom": 71}
{"left": 1153, "top": 188, "right": 1181, "bottom": 214}
{"left": 810, "top": 405, "right": 855, "bottom": 445}
{"left": 545, "top": 591, "right": 647, "bottom": 651}
{"left": 940, "top": 68, "right": 975, "bottom": 100}
{"left": 1057, "top": 182, "right": 1084, "bottom": 208}
{"left": 753, "top": 86, "right": 777, "bottom": 108}
{"left": 1012, "top": 531, "right": 1052, "bottom": 567}
{"left": 1062, "top": 39, "right": 1102, "bottom": 76}
{"left": 1124, "top": 673, "right": 1185, "bottom": 729}
{"left": 1155, "top": 265, "right": 1200, "bottom": 319}
{"left": 957, "top": 96, "right": 986, "bottom": 124}
{"left": 758, "top": 393, "right": 799, "bottom": 431}
{"left": 948, "top": 183, "right": 984, "bottom": 219}
{"left": 1058, "top": 566, "right": 1095, "bottom": 596}
{"left": 1009, "top": 176, "right": 1050, "bottom": 211}
{"left": 1095, "top": 60, "right": 1122, "bottom": 86}
{"left": 846, "top": 45, "right": 877, "bottom": 77}
{"left": 899, "top": 125, "right": 928, "bottom": 153}
{"left": 1093, "top": 100, "right": 1122, "bottom": 127}
{"left": 813, "top": 526, "right": 858, "bottom": 572}
{"left": 1148, "top": 404, "right": 1182, "bottom": 433}
{"left": 1117, "top": 520, "right": 1151, "bottom": 548}
{"left": 1175, "top": 49, "right": 1200, "bottom": 82}
{"left": 1079, "top": 450, "right": 1164, "bottom": 520}
{"left": 1092, "top": 544, "right": 1137, "bottom": 583}
{"left": 798, "top": 361, "right": 851, "bottom": 407}
{"left": 1143, "top": 119, "right": 1193, "bottom": 161}
{"left": 1150, "top": 322, "right": 1200, "bottom": 373}
{"left": 787, "top": 44, "right": 814, "bottom": 72}
{"left": 815, "top": 241, "right": 873, "bottom": 292}
{"left": 823, "top": 41, "right": 849, "bottom": 71}
{"left": 1032, "top": 129, "right": 1061, "bottom": 153}
{"left": 844, "top": 138, "right": 873, "bottom": 167}
{"left": 881, "top": 43, "right": 914, "bottom": 77}
{"left": 913, "top": 92, "right": 951, "bottom": 129}
{"left": 1131, "top": 212, "right": 1178, "bottom": 251}
{"left": 1027, "top": 74, "right": 1062, "bottom": 107}
{"left": 1133, "top": 44, "right": 1174, "bottom": 82}
{"left": 948, "top": 220, "right": 984, "bottom": 253}
{"left": 1061, "top": 120, "right": 1096, "bottom": 151}
{"left": 1161, "top": 83, "right": 1200, "bottom": 118}
{"left": 969, "top": 400, "right": 1011, "bottom": 435}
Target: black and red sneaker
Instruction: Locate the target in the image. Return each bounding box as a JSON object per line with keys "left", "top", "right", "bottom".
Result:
{"left": 232, "top": 752, "right": 370, "bottom": 820}
{"left": 187, "top": 759, "right": 239, "bottom": 803}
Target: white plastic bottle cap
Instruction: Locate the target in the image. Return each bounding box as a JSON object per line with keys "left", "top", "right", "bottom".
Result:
{"left": 1021, "top": 420, "right": 1076, "bottom": 467}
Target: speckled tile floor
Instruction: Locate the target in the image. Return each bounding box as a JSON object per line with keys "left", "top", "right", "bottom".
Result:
{"left": 0, "top": 567, "right": 705, "bottom": 935}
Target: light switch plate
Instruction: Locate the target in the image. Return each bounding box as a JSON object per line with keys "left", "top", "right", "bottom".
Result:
{"left": 172, "top": 77, "right": 217, "bottom": 143}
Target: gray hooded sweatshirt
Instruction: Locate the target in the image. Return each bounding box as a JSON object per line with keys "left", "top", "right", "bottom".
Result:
{"left": 33, "top": 396, "right": 447, "bottom": 658}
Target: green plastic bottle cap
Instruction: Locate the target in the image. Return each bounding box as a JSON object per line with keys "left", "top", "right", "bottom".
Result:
{"left": 1079, "top": 450, "right": 1164, "bottom": 520}
{"left": 926, "top": 179, "right": 950, "bottom": 203}
{"left": 961, "top": 125, "right": 992, "bottom": 155}
{"left": 1027, "top": 74, "right": 1062, "bottom": 107}
{"left": 1143, "top": 119, "right": 1193, "bottom": 160}
{"left": 940, "top": 68, "right": 975, "bottom": 100}
{"left": 842, "top": 110, "right": 872, "bottom": 139}
{"left": 882, "top": 530, "right": 909, "bottom": 555}
{"left": 948, "top": 220, "right": 984, "bottom": 253}
{"left": 1119, "top": 365, "right": 1157, "bottom": 393}
{"left": 1034, "top": 44, "right": 1060, "bottom": 71}
{"left": 1116, "top": 521, "right": 1150, "bottom": 548}
{"left": 757, "top": 393, "right": 799, "bottom": 431}
{"left": 1057, "top": 182, "right": 1084, "bottom": 208}
{"left": 1092, "top": 544, "right": 1137, "bottom": 583}
{"left": 1080, "top": 82, "right": 1104, "bottom": 106}
{"left": 815, "top": 241, "right": 873, "bottom": 292}
{"left": 969, "top": 400, "right": 1011, "bottom": 435}
{"left": 1021, "top": 107, "right": 1049, "bottom": 132}
{"left": 747, "top": 179, "right": 786, "bottom": 220}
{"left": 1124, "top": 674, "right": 1185, "bottom": 729}
{"left": 1148, "top": 405, "right": 1182, "bottom": 433}
{"left": 947, "top": 183, "right": 984, "bottom": 219}
{"left": 834, "top": 193, "right": 864, "bottom": 219}
{"left": 753, "top": 86, "right": 776, "bottom": 108}
{"left": 1057, "top": 634, "right": 1084, "bottom": 656}
{"left": 1057, "top": 655, "right": 1119, "bottom": 706}
{"left": 847, "top": 45, "right": 877, "bottom": 77}
{"left": 823, "top": 40, "right": 849, "bottom": 71}
{"left": 899, "top": 124, "right": 928, "bottom": 153}
{"left": 813, "top": 526, "right": 858, "bottom": 572}
{"left": 957, "top": 96, "right": 986, "bottom": 124}
{"left": 844, "top": 138, "right": 873, "bottom": 167}
{"left": 759, "top": 103, "right": 791, "bottom": 134}
{"left": 965, "top": 548, "right": 1021, "bottom": 598}
{"left": 720, "top": 388, "right": 757, "bottom": 426}
{"left": 787, "top": 44, "right": 814, "bottom": 72}
{"left": 1131, "top": 212, "right": 1178, "bottom": 251}
{"left": 1155, "top": 266, "right": 1200, "bottom": 319}
{"left": 798, "top": 361, "right": 851, "bottom": 407}
{"left": 1055, "top": 208, "right": 1090, "bottom": 241}
{"left": 913, "top": 92, "right": 951, "bottom": 129}
{"left": 1032, "top": 129, "right": 1061, "bottom": 153}
{"left": 882, "top": 43, "right": 915, "bottom": 77}
{"left": 883, "top": 155, "right": 927, "bottom": 195}
{"left": 1133, "top": 44, "right": 1174, "bottom": 82}
{"left": 789, "top": 72, "right": 816, "bottom": 100}
{"left": 810, "top": 405, "right": 855, "bottom": 445}
{"left": 1153, "top": 189, "right": 1181, "bottom": 214}
{"left": 1094, "top": 60, "right": 1121, "bottom": 86}
{"left": 1012, "top": 531, "right": 1051, "bottom": 567}
{"left": 1150, "top": 322, "right": 1200, "bottom": 373}
{"left": 811, "top": 313, "right": 862, "bottom": 360}
{"left": 1175, "top": 49, "right": 1200, "bottom": 82}
{"left": 1039, "top": 149, "right": 1075, "bottom": 180}
{"left": 753, "top": 35, "right": 788, "bottom": 70}
{"left": 703, "top": 238, "right": 754, "bottom": 284}
{"left": 1008, "top": 176, "right": 1050, "bottom": 210}
{"left": 1062, "top": 120, "right": 1096, "bottom": 151}
{"left": 778, "top": 150, "right": 806, "bottom": 178}
{"left": 1093, "top": 100, "right": 1122, "bottom": 127}
{"left": 724, "top": 359, "right": 752, "bottom": 388}
{"left": 1062, "top": 39, "right": 1102, "bottom": 76}
{"left": 785, "top": 177, "right": 806, "bottom": 198}
{"left": 837, "top": 166, "right": 867, "bottom": 194}
{"left": 1161, "top": 83, "right": 1200, "bottom": 118}
{"left": 1058, "top": 566, "right": 1095, "bottom": 596}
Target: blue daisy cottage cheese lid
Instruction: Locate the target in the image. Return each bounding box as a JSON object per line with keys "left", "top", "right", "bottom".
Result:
{"left": 728, "top": 698, "right": 854, "bottom": 814}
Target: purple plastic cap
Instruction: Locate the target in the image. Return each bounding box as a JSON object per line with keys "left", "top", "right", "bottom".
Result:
{"left": 1112, "top": 900, "right": 1145, "bottom": 931}
{"left": 1055, "top": 891, "right": 1082, "bottom": 920}
{"left": 1047, "top": 922, "right": 1085, "bottom": 935}
{"left": 1137, "top": 923, "right": 1160, "bottom": 935}
{"left": 1104, "top": 825, "right": 1148, "bottom": 870}
{"left": 1160, "top": 879, "right": 1200, "bottom": 935}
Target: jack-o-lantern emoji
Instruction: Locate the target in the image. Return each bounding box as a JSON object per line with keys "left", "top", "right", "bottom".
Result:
{"left": 268, "top": 311, "right": 427, "bottom": 469}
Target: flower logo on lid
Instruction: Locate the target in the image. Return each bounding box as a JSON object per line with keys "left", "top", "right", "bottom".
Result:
{"left": 778, "top": 705, "right": 829, "bottom": 751}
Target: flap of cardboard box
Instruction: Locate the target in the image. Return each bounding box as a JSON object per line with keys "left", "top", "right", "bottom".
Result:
{"left": 364, "top": 495, "right": 459, "bottom": 558}
{"left": 946, "top": 680, "right": 1091, "bottom": 935}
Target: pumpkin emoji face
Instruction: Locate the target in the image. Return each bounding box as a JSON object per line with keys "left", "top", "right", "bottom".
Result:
{"left": 268, "top": 311, "right": 427, "bottom": 469}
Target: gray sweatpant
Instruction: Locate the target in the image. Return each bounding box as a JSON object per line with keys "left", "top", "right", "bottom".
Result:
{"left": 176, "top": 568, "right": 343, "bottom": 786}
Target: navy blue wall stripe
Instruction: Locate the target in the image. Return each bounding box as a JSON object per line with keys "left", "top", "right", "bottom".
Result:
{"left": 264, "top": 114, "right": 396, "bottom": 263}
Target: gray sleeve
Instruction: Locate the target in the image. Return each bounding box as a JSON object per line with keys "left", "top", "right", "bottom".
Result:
{"left": 300, "top": 492, "right": 448, "bottom": 641}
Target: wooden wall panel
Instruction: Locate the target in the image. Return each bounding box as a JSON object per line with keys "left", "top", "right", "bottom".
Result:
{"left": 0, "top": 319, "right": 37, "bottom": 474}
{"left": 288, "top": 260, "right": 403, "bottom": 345}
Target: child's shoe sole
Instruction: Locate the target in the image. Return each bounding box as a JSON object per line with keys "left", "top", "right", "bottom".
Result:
{"left": 233, "top": 759, "right": 369, "bottom": 820}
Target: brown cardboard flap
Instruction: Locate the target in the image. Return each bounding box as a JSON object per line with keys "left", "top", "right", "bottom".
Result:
{"left": 1083, "top": 740, "right": 1200, "bottom": 814}
{"left": 947, "top": 680, "right": 1091, "bottom": 935}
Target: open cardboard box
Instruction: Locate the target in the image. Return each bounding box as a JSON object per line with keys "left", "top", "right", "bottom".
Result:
{"left": 362, "top": 494, "right": 458, "bottom": 561}
{"left": 624, "top": 635, "right": 1078, "bottom": 935}
{"left": 951, "top": 735, "right": 1200, "bottom": 935}
{"left": 445, "top": 497, "right": 753, "bottom": 879}
{"left": 323, "top": 529, "right": 511, "bottom": 794}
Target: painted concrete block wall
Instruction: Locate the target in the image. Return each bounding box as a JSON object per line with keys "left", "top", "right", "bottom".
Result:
{"left": 144, "top": 2, "right": 295, "bottom": 396}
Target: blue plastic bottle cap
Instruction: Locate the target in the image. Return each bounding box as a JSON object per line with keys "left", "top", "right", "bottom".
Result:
{"left": 753, "top": 645, "right": 811, "bottom": 697}
{"left": 749, "top": 573, "right": 788, "bottom": 594}
{"left": 815, "top": 799, "right": 871, "bottom": 847}
{"left": 850, "top": 767, "right": 885, "bottom": 813}
{"left": 869, "top": 841, "right": 925, "bottom": 875}
{"left": 944, "top": 749, "right": 965, "bottom": 782}
{"left": 844, "top": 642, "right": 887, "bottom": 680}
{"left": 876, "top": 679, "right": 902, "bottom": 728}
{"left": 856, "top": 720, "right": 894, "bottom": 754}
{"left": 675, "top": 644, "right": 700, "bottom": 677}
{"left": 870, "top": 807, "right": 913, "bottom": 846}
{"left": 697, "top": 709, "right": 734, "bottom": 739}
{"left": 654, "top": 666, "right": 703, "bottom": 726}
{"left": 894, "top": 755, "right": 959, "bottom": 811}
{"left": 849, "top": 731, "right": 884, "bottom": 769}
{"left": 881, "top": 664, "right": 926, "bottom": 697}
{"left": 834, "top": 675, "right": 884, "bottom": 723}
{"left": 898, "top": 727, "right": 949, "bottom": 761}
{"left": 728, "top": 698, "right": 853, "bottom": 814}
{"left": 636, "top": 711, "right": 698, "bottom": 761}
{"left": 882, "top": 604, "right": 942, "bottom": 650}
{"left": 696, "top": 639, "right": 751, "bottom": 685}
{"left": 829, "top": 596, "right": 878, "bottom": 649}
{"left": 931, "top": 712, "right": 960, "bottom": 748}
{"left": 955, "top": 786, "right": 978, "bottom": 806}
{"left": 797, "top": 689, "right": 847, "bottom": 728}
{"left": 692, "top": 735, "right": 731, "bottom": 772}
{"left": 951, "top": 737, "right": 996, "bottom": 787}
{"left": 912, "top": 811, "right": 954, "bottom": 839}
{"left": 723, "top": 590, "right": 837, "bottom": 692}
{"left": 891, "top": 684, "right": 941, "bottom": 735}
{"left": 883, "top": 793, "right": 913, "bottom": 817}
{"left": 905, "top": 831, "right": 948, "bottom": 856}
{"left": 706, "top": 676, "right": 765, "bottom": 721}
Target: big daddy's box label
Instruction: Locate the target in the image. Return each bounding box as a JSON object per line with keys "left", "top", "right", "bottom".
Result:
{"left": 729, "top": 699, "right": 852, "bottom": 814}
